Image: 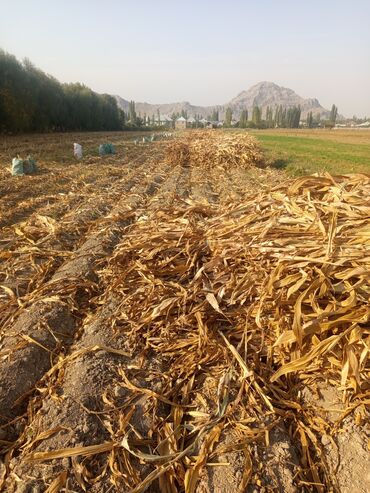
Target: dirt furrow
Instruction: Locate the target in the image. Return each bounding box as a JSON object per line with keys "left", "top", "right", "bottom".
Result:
{"left": 189, "top": 166, "right": 219, "bottom": 204}
{"left": 175, "top": 164, "right": 191, "bottom": 199}
{"left": 0, "top": 141, "right": 165, "bottom": 228}
{"left": 0, "top": 159, "right": 173, "bottom": 439}
{"left": 0, "top": 147, "right": 163, "bottom": 300}
{"left": 2, "top": 163, "right": 184, "bottom": 492}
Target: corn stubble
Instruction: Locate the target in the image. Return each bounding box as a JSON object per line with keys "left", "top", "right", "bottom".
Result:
{"left": 1, "top": 132, "right": 369, "bottom": 492}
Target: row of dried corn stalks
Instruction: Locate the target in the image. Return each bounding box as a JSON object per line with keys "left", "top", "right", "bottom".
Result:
{"left": 87, "top": 172, "right": 369, "bottom": 491}
{"left": 166, "top": 130, "right": 265, "bottom": 169}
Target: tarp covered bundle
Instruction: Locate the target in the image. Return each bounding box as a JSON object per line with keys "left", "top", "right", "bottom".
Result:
{"left": 99, "top": 143, "right": 116, "bottom": 156}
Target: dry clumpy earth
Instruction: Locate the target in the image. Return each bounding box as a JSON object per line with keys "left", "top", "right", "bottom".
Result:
{"left": 0, "top": 131, "right": 369, "bottom": 493}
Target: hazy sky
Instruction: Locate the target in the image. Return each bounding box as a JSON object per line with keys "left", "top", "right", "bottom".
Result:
{"left": 1, "top": 0, "right": 369, "bottom": 117}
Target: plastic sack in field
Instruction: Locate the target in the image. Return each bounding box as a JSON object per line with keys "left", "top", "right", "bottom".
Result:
{"left": 99, "top": 143, "right": 116, "bottom": 156}
{"left": 12, "top": 158, "right": 24, "bottom": 176}
{"left": 74, "top": 143, "right": 83, "bottom": 159}
{"left": 23, "top": 156, "right": 38, "bottom": 174}
{"left": 11, "top": 155, "right": 37, "bottom": 176}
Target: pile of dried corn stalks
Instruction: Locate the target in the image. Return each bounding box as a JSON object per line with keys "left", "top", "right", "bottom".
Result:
{"left": 166, "top": 130, "right": 264, "bottom": 169}
{"left": 70, "top": 172, "right": 368, "bottom": 491}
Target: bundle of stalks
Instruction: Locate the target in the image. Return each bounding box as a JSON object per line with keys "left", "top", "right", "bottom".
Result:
{"left": 166, "top": 130, "right": 265, "bottom": 169}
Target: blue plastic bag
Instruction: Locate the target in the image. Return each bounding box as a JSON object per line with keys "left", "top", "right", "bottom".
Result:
{"left": 99, "top": 143, "right": 116, "bottom": 156}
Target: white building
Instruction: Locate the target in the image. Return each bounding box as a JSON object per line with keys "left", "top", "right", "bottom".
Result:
{"left": 175, "top": 116, "right": 187, "bottom": 129}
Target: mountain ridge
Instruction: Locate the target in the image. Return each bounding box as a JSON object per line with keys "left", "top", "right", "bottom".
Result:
{"left": 115, "top": 81, "right": 331, "bottom": 120}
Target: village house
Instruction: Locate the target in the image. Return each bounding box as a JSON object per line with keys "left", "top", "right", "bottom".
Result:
{"left": 175, "top": 116, "right": 187, "bottom": 130}
{"left": 152, "top": 114, "right": 173, "bottom": 128}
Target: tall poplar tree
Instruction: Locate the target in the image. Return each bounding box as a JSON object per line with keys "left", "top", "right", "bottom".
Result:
{"left": 224, "top": 107, "right": 233, "bottom": 127}
{"left": 330, "top": 104, "right": 338, "bottom": 124}
{"left": 252, "top": 106, "right": 261, "bottom": 126}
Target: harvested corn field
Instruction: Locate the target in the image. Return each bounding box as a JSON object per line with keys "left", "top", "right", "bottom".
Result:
{"left": 0, "top": 131, "right": 369, "bottom": 493}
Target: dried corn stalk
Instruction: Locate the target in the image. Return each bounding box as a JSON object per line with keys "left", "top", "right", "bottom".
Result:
{"left": 166, "top": 130, "right": 265, "bottom": 169}
{"left": 87, "top": 172, "right": 369, "bottom": 491}
{"left": 3, "top": 171, "right": 369, "bottom": 492}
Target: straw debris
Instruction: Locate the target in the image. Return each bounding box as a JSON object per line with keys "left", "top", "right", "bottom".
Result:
{"left": 166, "top": 130, "right": 265, "bottom": 169}
{"left": 25, "top": 171, "right": 365, "bottom": 492}
{"left": 1, "top": 130, "right": 369, "bottom": 492}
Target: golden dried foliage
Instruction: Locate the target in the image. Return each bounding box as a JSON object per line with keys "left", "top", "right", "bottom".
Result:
{"left": 1, "top": 131, "right": 369, "bottom": 492}
{"left": 166, "top": 130, "right": 265, "bottom": 169}
{"left": 64, "top": 172, "right": 368, "bottom": 491}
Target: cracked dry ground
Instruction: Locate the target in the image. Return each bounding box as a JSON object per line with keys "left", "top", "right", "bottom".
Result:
{"left": 0, "top": 134, "right": 369, "bottom": 493}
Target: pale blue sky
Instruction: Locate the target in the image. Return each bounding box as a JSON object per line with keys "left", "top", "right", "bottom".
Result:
{"left": 1, "top": 0, "right": 369, "bottom": 116}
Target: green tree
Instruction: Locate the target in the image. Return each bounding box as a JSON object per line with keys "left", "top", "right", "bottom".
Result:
{"left": 224, "top": 107, "right": 233, "bottom": 127}
{"left": 252, "top": 106, "right": 261, "bottom": 127}
{"left": 129, "top": 100, "right": 137, "bottom": 124}
{"left": 306, "top": 111, "right": 313, "bottom": 128}
{"left": 239, "top": 109, "right": 248, "bottom": 128}
{"left": 0, "top": 49, "right": 143, "bottom": 133}
{"left": 265, "top": 106, "right": 274, "bottom": 128}
{"left": 330, "top": 104, "right": 338, "bottom": 125}
{"left": 119, "top": 109, "right": 126, "bottom": 128}
{"left": 281, "top": 108, "right": 287, "bottom": 127}
{"left": 286, "top": 106, "right": 301, "bottom": 128}
{"left": 211, "top": 109, "right": 219, "bottom": 121}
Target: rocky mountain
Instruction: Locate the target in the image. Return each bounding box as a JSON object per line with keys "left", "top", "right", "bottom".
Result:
{"left": 115, "top": 81, "right": 330, "bottom": 120}
{"left": 228, "top": 82, "right": 329, "bottom": 118}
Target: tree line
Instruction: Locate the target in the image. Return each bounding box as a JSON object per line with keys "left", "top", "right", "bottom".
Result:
{"left": 0, "top": 49, "right": 126, "bottom": 133}
{"left": 222, "top": 105, "right": 302, "bottom": 128}
{"left": 0, "top": 50, "right": 199, "bottom": 133}
{"left": 222, "top": 103, "right": 338, "bottom": 129}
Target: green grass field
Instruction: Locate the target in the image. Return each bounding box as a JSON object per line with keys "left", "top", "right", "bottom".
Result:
{"left": 250, "top": 129, "right": 370, "bottom": 175}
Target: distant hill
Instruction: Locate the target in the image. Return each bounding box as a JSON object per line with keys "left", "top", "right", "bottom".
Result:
{"left": 115, "top": 81, "right": 331, "bottom": 120}
{"left": 114, "top": 95, "right": 218, "bottom": 120}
